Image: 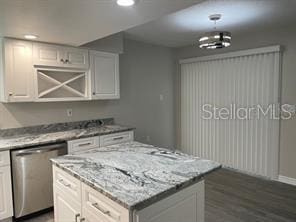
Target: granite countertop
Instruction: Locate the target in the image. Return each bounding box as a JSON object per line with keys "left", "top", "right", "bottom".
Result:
{"left": 0, "top": 123, "right": 134, "bottom": 151}
{"left": 51, "top": 141, "right": 221, "bottom": 211}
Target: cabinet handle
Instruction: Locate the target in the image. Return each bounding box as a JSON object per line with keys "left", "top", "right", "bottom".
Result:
{"left": 80, "top": 218, "right": 85, "bottom": 222}
{"left": 65, "top": 59, "right": 70, "bottom": 63}
{"left": 58, "top": 179, "right": 71, "bottom": 188}
{"left": 113, "top": 136, "right": 124, "bottom": 141}
{"left": 75, "top": 213, "right": 80, "bottom": 222}
{"left": 8, "top": 92, "right": 13, "bottom": 96}
{"left": 60, "top": 58, "right": 65, "bottom": 63}
{"left": 78, "top": 142, "right": 92, "bottom": 147}
{"left": 92, "top": 203, "right": 111, "bottom": 216}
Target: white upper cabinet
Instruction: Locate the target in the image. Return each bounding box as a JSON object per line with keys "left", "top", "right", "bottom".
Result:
{"left": 90, "top": 51, "right": 120, "bottom": 100}
{"left": 0, "top": 38, "right": 119, "bottom": 102}
{"left": 33, "top": 43, "right": 63, "bottom": 67}
{"left": 63, "top": 47, "right": 89, "bottom": 69}
{"left": 1, "top": 39, "right": 34, "bottom": 102}
{"left": 33, "top": 43, "right": 89, "bottom": 69}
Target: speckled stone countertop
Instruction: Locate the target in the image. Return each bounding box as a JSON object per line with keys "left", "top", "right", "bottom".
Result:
{"left": 0, "top": 119, "right": 134, "bottom": 151}
{"left": 51, "top": 141, "right": 221, "bottom": 211}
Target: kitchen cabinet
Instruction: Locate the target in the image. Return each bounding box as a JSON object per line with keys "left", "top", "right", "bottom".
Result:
{"left": 0, "top": 151, "right": 13, "bottom": 221}
{"left": 90, "top": 51, "right": 120, "bottom": 100}
{"left": 53, "top": 165, "right": 205, "bottom": 222}
{"left": 53, "top": 185, "right": 81, "bottom": 222}
{"left": 1, "top": 38, "right": 120, "bottom": 102}
{"left": 33, "top": 43, "right": 89, "bottom": 69}
{"left": 134, "top": 181, "right": 204, "bottom": 222}
{"left": 67, "top": 130, "right": 134, "bottom": 154}
{"left": 1, "top": 38, "right": 34, "bottom": 102}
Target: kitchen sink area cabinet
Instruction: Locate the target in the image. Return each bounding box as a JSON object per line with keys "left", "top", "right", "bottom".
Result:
{"left": 0, "top": 151, "right": 13, "bottom": 221}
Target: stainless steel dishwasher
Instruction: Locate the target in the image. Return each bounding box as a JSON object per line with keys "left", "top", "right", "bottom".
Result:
{"left": 11, "top": 143, "right": 67, "bottom": 218}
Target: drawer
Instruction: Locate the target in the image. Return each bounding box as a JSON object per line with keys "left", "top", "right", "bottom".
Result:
{"left": 53, "top": 165, "right": 81, "bottom": 202}
{"left": 67, "top": 136, "right": 99, "bottom": 154}
{"left": 100, "top": 131, "right": 134, "bottom": 147}
{"left": 0, "top": 151, "right": 10, "bottom": 167}
{"left": 82, "top": 184, "right": 129, "bottom": 222}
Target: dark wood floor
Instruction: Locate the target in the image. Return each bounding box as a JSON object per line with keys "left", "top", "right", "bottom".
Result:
{"left": 23, "top": 168, "right": 296, "bottom": 222}
{"left": 205, "top": 168, "right": 296, "bottom": 222}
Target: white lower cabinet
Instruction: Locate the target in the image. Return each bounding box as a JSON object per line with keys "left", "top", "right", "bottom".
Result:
{"left": 133, "top": 181, "right": 204, "bottom": 222}
{"left": 67, "top": 131, "right": 134, "bottom": 154}
{"left": 53, "top": 185, "right": 81, "bottom": 222}
{"left": 0, "top": 151, "right": 13, "bottom": 221}
{"left": 53, "top": 165, "right": 205, "bottom": 222}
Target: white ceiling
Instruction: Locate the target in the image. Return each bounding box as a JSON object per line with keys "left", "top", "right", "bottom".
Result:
{"left": 125, "top": 0, "right": 296, "bottom": 47}
{"left": 0, "top": 0, "right": 202, "bottom": 46}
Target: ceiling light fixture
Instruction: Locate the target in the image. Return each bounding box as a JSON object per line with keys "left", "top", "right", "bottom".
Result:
{"left": 24, "top": 34, "right": 38, "bottom": 40}
{"left": 199, "top": 14, "right": 231, "bottom": 49}
{"left": 116, "top": 0, "right": 136, "bottom": 6}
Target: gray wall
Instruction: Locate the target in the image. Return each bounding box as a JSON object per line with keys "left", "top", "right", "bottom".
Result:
{"left": 174, "top": 25, "right": 296, "bottom": 180}
{"left": 0, "top": 39, "right": 175, "bottom": 149}
{"left": 83, "top": 32, "right": 124, "bottom": 54}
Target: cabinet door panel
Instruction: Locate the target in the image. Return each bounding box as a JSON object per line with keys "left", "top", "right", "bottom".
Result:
{"left": 64, "top": 47, "right": 89, "bottom": 69}
{"left": 4, "top": 39, "right": 34, "bottom": 102}
{"left": 54, "top": 185, "right": 81, "bottom": 222}
{"left": 90, "top": 51, "right": 119, "bottom": 100}
{"left": 0, "top": 166, "right": 13, "bottom": 220}
{"left": 33, "top": 43, "right": 63, "bottom": 67}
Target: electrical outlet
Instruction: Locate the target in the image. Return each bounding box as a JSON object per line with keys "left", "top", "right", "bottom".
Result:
{"left": 159, "top": 94, "right": 164, "bottom": 101}
{"left": 67, "top": 109, "right": 73, "bottom": 117}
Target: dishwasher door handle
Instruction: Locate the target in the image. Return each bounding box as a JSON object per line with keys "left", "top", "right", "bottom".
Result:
{"left": 15, "top": 144, "right": 66, "bottom": 156}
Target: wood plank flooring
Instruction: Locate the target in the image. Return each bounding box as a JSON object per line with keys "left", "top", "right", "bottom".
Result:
{"left": 205, "top": 168, "right": 296, "bottom": 222}
{"left": 22, "top": 168, "right": 296, "bottom": 222}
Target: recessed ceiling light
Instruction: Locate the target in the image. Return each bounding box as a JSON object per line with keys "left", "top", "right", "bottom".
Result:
{"left": 117, "top": 0, "right": 136, "bottom": 7}
{"left": 24, "top": 34, "right": 38, "bottom": 40}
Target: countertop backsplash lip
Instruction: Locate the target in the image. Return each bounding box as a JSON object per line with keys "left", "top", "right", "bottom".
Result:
{"left": 51, "top": 141, "right": 222, "bottom": 211}
{"left": 0, "top": 118, "right": 135, "bottom": 151}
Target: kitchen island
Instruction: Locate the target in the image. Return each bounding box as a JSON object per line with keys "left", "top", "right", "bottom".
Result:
{"left": 51, "top": 141, "right": 221, "bottom": 222}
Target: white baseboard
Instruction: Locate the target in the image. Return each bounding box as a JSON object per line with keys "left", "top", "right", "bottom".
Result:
{"left": 278, "top": 175, "right": 296, "bottom": 186}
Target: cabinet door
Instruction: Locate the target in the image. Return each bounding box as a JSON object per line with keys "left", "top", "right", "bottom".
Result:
{"left": 63, "top": 47, "right": 89, "bottom": 69}
{"left": 54, "top": 185, "right": 81, "bottom": 222}
{"left": 0, "top": 166, "right": 13, "bottom": 220}
{"left": 33, "top": 42, "right": 64, "bottom": 67}
{"left": 4, "top": 39, "right": 34, "bottom": 102}
{"left": 90, "top": 51, "right": 120, "bottom": 100}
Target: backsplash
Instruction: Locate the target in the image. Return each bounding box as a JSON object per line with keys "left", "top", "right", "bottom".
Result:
{"left": 0, "top": 118, "right": 114, "bottom": 138}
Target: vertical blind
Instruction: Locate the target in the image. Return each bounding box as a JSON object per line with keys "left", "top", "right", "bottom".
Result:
{"left": 180, "top": 46, "right": 281, "bottom": 179}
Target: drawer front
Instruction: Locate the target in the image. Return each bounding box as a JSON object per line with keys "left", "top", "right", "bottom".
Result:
{"left": 0, "top": 151, "right": 10, "bottom": 167}
{"left": 53, "top": 165, "right": 81, "bottom": 202}
{"left": 100, "top": 131, "right": 134, "bottom": 147}
{"left": 82, "top": 184, "right": 129, "bottom": 222}
{"left": 67, "top": 137, "right": 99, "bottom": 154}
